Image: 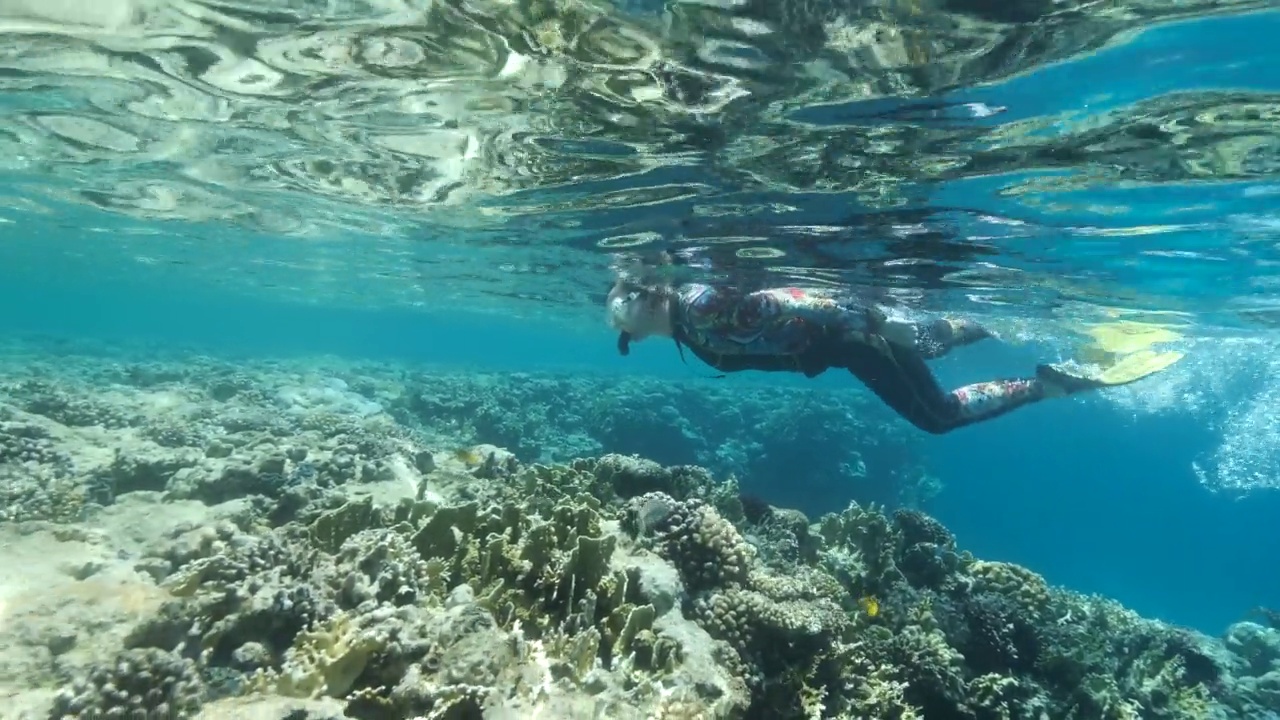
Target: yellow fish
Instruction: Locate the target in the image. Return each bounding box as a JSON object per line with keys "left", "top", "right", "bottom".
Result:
{"left": 859, "top": 595, "right": 880, "bottom": 618}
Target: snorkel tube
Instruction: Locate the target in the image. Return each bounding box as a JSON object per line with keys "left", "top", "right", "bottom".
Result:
{"left": 607, "top": 280, "right": 637, "bottom": 356}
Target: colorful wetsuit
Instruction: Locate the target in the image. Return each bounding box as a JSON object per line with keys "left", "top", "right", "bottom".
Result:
{"left": 667, "top": 283, "right": 1046, "bottom": 435}
{"left": 670, "top": 283, "right": 875, "bottom": 376}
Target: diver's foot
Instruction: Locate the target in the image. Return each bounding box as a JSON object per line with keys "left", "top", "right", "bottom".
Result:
{"left": 1036, "top": 363, "right": 1104, "bottom": 397}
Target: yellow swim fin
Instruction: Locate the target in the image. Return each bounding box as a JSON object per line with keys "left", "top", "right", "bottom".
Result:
{"left": 1078, "top": 320, "right": 1184, "bottom": 366}
{"left": 1038, "top": 348, "right": 1185, "bottom": 394}
{"left": 1094, "top": 348, "right": 1185, "bottom": 387}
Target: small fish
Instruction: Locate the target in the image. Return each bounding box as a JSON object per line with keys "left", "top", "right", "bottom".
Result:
{"left": 452, "top": 448, "right": 482, "bottom": 466}
{"left": 858, "top": 595, "right": 880, "bottom": 618}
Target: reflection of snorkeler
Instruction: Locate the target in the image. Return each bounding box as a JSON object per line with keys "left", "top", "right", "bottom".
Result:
{"left": 605, "top": 255, "right": 1178, "bottom": 435}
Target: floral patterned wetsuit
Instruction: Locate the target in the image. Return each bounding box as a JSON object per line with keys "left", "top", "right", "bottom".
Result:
{"left": 670, "top": 283, "right": 874, "bottom": 375}
{"left": 666, "top": 283, "right": 1046, "bottom": 434}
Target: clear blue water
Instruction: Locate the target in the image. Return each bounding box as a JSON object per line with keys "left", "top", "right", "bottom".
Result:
{"left": 3, "top": 0, "right": 1280, "bottom": 700}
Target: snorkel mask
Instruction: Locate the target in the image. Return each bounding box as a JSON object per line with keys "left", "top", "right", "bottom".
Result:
{"left": 607, "top": 285, "right": 640, "bottom": 356}
{"left": 607, "top": 280, "right": 670, "bottom": 356}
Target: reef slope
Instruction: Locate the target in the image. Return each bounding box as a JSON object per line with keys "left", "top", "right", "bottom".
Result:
{"left": 0, "top": 343, "right": 1276, "bottom": 719}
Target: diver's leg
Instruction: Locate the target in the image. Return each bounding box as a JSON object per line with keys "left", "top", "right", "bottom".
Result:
{"left": 844, "top": 340, "right": 1045, "bottom": 434}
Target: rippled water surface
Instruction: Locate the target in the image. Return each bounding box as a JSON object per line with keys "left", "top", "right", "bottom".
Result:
{"left": 2, "top": 0, "right": 1280, "bottom": 329}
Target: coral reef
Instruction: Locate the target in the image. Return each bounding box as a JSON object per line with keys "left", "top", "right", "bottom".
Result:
{"left": 0, "top": 348, "right": 931, "bottom": 520}
{"left": 0, "top": 341, "right": 1277, "bottom": 720}
{"left": 388, "top": 366, "right": 929, "bottom": 512}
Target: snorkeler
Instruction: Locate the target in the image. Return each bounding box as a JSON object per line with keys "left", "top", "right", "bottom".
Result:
{"left": 605, "top": 270, "right": 1181, "bottom": 435}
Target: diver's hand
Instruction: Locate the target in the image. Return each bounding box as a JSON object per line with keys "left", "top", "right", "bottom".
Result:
{"left": 864, "top": 306, "right": 920, "bottom": 348}
{"left": 878, "top": 319, "right": 920, "bottom": 348}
